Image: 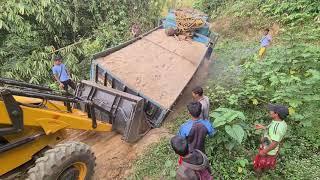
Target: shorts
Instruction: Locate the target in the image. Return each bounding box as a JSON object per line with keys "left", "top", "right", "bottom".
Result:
{"left": 178, "top": 156, "right": 183, "bottom": 165}
{"left": 61, "top": 79, "right": 76, "bottom": 92}
{"left": 253, "top": 148, "right": 277, "bottom": 171}
{"left": 258, "top": 47, "right": 266, "bottom": 58}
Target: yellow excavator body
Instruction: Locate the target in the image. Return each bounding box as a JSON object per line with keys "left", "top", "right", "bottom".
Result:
{"left": 0, "top": 94, "right": 112, "bottom": 178}
{"left": 0, "top": 78, "right": 146, "bottom": 179}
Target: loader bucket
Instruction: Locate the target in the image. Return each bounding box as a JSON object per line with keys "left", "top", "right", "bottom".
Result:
{"left": 75, "top": 80, "right": 151, "bottom": 143}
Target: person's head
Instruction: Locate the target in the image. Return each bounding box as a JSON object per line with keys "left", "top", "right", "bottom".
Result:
{"left": 170, "top": 135, "right": 188, "bottom": 156}
{"left": 192, "top": 86, "right": 203, "bottom": 100}
{"left": 165, "top": 28, "right": 177, "bottom": 36}
{"left": 268, "top": 104, "right": 289, "bottom": 120}
{"left": 187, "top": 101, "right": 202, "bottom": 119}
{"left": 263, "top": 28, "right": 270, "bottom": 36}
{"left": 53, "top": 54, "right": 62, "bottom": 65}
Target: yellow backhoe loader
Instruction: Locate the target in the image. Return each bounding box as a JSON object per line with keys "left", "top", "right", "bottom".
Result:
{"left": 0, "top": 78, "right": 147, "bottom": 180}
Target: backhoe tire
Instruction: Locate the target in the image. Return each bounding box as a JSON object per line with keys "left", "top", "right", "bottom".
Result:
{"left": 26, "top": 141, "right": 95, "bottom": 180}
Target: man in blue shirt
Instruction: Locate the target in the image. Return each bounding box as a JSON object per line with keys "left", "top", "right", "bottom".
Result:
{"left": 178, "top": 102, "right": 215, "bottom": 154}
{"left": 52, "top": 55, "right": 76, "bottom": 92}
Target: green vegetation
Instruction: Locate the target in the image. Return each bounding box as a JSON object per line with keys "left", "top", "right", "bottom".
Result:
{"left": 0, "top": 0, "right": 164, "bottom": 85}
{"left": 131, "top": 0, "right": 320, "bottom": 179}
{"left": 1, "top": 0, "right": 318, "bottom": 179}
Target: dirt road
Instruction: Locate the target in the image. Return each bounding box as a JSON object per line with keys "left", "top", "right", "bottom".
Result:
{"left": 65, "top": 128, "right": 170, "bottom": 179}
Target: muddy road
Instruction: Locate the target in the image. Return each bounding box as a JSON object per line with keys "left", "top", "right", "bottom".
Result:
{"left": 65, "top": 128, "right": 170, "bottom": 179}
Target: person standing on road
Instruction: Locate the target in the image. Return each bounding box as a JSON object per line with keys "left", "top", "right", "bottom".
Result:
{"left": 52, "top": 54, "right": 76, "bottom": 93}
{"left": 253, "top": 104, "right": 289, "bottom": 173}
{"left": 258, "top": 28, "right": 272, "bottom": 59}
{"left": 192, "top": 86, "right": 210, "bottom": 121}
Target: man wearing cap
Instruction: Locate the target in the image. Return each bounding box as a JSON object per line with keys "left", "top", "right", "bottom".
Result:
{"left": 52, "top": 55, "right": 76, "bottom": 92}
{"left": 253, "top": 104, "right": 289, "bottom": 173}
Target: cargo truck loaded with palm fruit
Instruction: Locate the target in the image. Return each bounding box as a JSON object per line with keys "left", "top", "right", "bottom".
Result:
{"left": 0, "top": 9, "right": 218, "bottom": 179}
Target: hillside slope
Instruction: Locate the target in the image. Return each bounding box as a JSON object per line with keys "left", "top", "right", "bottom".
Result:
{"left": 131, "top": 0, "right": 320, "bottom": 179}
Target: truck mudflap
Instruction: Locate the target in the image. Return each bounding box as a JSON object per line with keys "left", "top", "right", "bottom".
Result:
{"left": 76, "top": 80, "right": 150, "bottom": 143}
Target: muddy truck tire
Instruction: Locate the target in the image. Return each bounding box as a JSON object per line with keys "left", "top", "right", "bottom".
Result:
{"left": 26, "top": 141, "right": 95, "bottom": 180}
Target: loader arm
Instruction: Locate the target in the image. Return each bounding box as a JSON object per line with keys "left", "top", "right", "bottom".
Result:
{"left": 0, "top": 101, "right": 112, "bottom": 135}
{"left": 0, "top": 90, "right": 112, "bottom": 136}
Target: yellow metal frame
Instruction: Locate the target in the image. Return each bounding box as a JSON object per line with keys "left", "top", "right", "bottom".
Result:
{"left": 0, "top": 128, "right": 64, "bottom": 175}
{"left": 0, "top": 96, "right": 112, "bottom": 134}
{"left": 0, "top": 96, "right": 112, "bottom": 175}
{"left": 72, "top": 162, "right": 87, "bottom": 180}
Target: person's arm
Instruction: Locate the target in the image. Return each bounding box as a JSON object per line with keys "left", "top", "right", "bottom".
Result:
{"left": 255, "top": 124, "right": 266, "bottom": 130}
{"left": 65, "top": 68, "right": 69, "bottom": 76}
{"left": 52, "top": 68, "right": 64, "bottom": 89}
{"left": 64, "top": 64, "right": 72, "bottom": 78}
{"left": 203, "top": 107, "right": 209, "bottom": 121}
{"left": 178, "top": 122, "right": 192, "bottom": 138}
{"left": 259, "top": 140, "right": 279, "bottom": 156}
{"left": 205, "top": 121, "right": 216, "bottom": 137}
{"left": 54, "top": 74, "right": 64, "bottom": 89}
{"left": 208, "top": 126, "right": 216, "bottom": 137}
{"left": 267, "top": 35, "right": 272, "bottom": 47}
{"left": 178, "top": 126, "right": 187, "bottom": 138}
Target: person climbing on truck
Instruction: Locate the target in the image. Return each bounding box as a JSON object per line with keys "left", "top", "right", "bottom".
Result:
{"left": 178, "top": 102, "right": 215, "bottom": 154}
{"left": 253, "top": 104, "right": 289, "bottom": 173}
{"left": 52, "top": 54, "right": 76, "bottom": 93}
{"left": 171, "top": 135, "right": 213, "bottom": 180}
{"left": 258, "top": 28, "right": 272, "bottom": 59}
{"left": 192, "top": 86, "right": 210, "bottom": 120}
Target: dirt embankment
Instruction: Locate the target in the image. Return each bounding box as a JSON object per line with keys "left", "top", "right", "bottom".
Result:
{"left": 211, "top": 16, "right": 280, "bottom": 41}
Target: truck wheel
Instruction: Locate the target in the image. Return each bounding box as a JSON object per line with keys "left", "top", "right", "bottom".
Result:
{"left": 27, "top": 141, "right": 95, "bottom": 180}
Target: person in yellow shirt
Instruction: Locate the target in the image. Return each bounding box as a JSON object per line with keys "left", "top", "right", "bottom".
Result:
{"left": 258, "top": 28, "right": 272, "bottom": 59}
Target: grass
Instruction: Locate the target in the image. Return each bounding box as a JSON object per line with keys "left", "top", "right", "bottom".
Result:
{"left": 131, "top": 1, "right": 320, "bottom": 178}
{"left": 208, "top": 40, "right": 258, "bottom": 88}
{"left": 129, "top": 138, "right": 176, "bottom": 180}
{"left": 162, "top": 0, "right": 196, "bottom": 16}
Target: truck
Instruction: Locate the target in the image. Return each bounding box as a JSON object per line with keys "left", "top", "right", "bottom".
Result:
{"left": 84, "top": 13, "right": 218, "bottom": 142}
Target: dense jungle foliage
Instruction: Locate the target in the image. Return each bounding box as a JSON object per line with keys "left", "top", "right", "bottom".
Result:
{"left": 132, "top": 0, "right": 320, "bottom": 179}
{"left": 1, "top": 0, "right": 319, "bottom": 179}
{"left": 0, "top": 0, "right": 164, "bottom": 85}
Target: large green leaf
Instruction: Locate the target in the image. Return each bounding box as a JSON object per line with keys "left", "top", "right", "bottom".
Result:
{"left": 225, "top": 124, "right": 245, "bottom": 144}
{"left": 211, "top": 108, "right": 245, "bottom": 127}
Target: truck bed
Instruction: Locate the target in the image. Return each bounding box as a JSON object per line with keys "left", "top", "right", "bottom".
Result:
{"left": 95, "top": 29, "right": 207, "bottom": 108}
